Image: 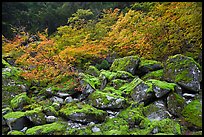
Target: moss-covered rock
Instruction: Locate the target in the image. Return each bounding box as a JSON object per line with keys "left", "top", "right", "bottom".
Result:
{"left": 141, "top": 69, "right": 164, "bottom": 81}
{"left": 163, "top": 54, "right": 202, "bottom": 92}
{"left": 43, "top": 106, "right": 58, "bottom": 116}
{"left": 167, "top": 92, "right": 186, "bottom": 117}
{"left": 143, "top": 100, "right": 170, "bottom": 121}
{"left": 146, "top": 79, "right": 177, "bottom": 98}
{"left": 118, "top": 102, "right": 145, "bottom": 127}
{"left": 3, "top": 111, "right": 28, "bottom": 131}
{"left": 79, "top": 73, "right": 101, "bottom": 89}
{"left": 100, "top": 117, "right": 129, "bottom": 135}
{"left": 139, "top": 118, "right": 181, "bottom": 135}
{"left": 10, "top": 92, "right": 31, "bottom": 111}
{"left": 25, "top": 107, "right": 46, "bottom": 126}
{"left": 181, "top": 99, "right": 202, "bottom": 128}
{"left": 59, "top": 102, "right": 107, "bottom": 123}
{"left": 88, "top": 90, "right": 128, "bottom": 109}
{"left": 25, "top": 121, "right": 68, "bottom": 135}
{"left": 99, "top": 70, "right": 134, "bottom": 82}
{"left": 85, "top": 65, "right": 100, "bottom": 77}
{"left": 136, "top": 57, "right": 163, "bottom": 76}
{"left": 7, "top": 130, "right": 25, "bottom": 135}
{"left": 108, "top": 79, "right": 128, "bottom": 89}
{"left": 110, "top": 55, "right": 140, "bottom": 75}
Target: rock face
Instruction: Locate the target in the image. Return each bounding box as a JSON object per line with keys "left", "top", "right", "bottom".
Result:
{"left": 163, "top": 54, "right": 202, "bottom": 92}
{"left": 110, "top": 55, "right": 140, "bottom": 75}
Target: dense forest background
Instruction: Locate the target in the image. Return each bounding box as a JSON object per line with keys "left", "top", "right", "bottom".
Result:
{"left": 2, "top": 2, "right": 202, "bottom": 87}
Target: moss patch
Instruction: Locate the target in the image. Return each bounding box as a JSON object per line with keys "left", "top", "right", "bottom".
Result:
{"left": 25, "top": 121, "right": 67, "bottom": 135}
{"left": 10, "top": 92, "right": 31, "bottom": 110}
{"left": 7, "top": 130, "right": 25, "bottom": 135}
{"left": 88, "top": 90, "right": 127, "bottom": 109}
{"left": 141, "top": 69, "right": 164, "bottom": 81}
{"left": 59, "top": 102, "right": 107, "bottom": 123}
{"left": 181, "top": 100, "right": 202, "bottom": 128}
{"left": 79, "top": 73, "right": 101, "bottom": 89}
{"left": 146, "top": 79, "right": 177, "bottom": 91}
{"left": 110, "top": 55, "right": 140, "bottom": 75}
{"left": 3, "top": 111, "right": 25, "bottom": 119}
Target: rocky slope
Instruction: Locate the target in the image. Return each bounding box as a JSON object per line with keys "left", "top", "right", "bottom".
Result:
{"left": 2, "top": 54, "right": 202, "bottom": 135}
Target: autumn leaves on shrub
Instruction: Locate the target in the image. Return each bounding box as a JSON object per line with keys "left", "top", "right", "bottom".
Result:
{"left": 2, "top": 2, "right": 202, "bottom": 87}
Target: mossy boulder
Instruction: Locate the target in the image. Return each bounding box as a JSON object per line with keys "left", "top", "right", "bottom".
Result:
{"left": 141, "top": 69, "right": 164, "bottom": 81}
{"left": 108, "top": 79, "right": 128, "bottom": 90}
{"left": 25, "top": 107, "right": 46, "bottom": 126}
{"left": 100, "top": 117, "right": 129, "bottom": 135}
{"left": 85, "top": 65, "right": 100, "bottom": 77}
{"left": 163, "top": 54, "right": 202, "bottom": 92}
{"left": 43, "top": 106, "right": 58, "bottom": 116}
{"left": 119, "top": 77, "right": 155, "bottom": 104}
{"left": 145, "top": 79, "right": 177, "bottom": 98}
{"left": 99, "top": 70, "right": 134, "bottom": 82}
{"left": 88, "top": 90, "right": 128, "bottom": 109}
{"left": 136, "top": 57, "right": 163, "bottom": 76}
{"left": 25, "top": 121, "right": 67, "bottom": 135}
{"left": 139, "top": 118, "right": 181, "bottom": 135}
{"left": 143, "top": 100, "right": 170, "bottom": 121}
{"left": 3, "top": 111, "right": 29, "bottom": 131}
{"left": 110, "top": 55, "right": 140, "bottom": 75}
{"left": 167, "top": 92, "right": 186, "bottom": 117}
{"left": 59, "top": 102, "right": 107, "bottom": 123}
{"left": 117, "top": 102, "right": 145, "bottom": 127}
{"left": 7, "top": 130, "right": 25, "bottom": 135}
{"left": 181, "top": 99, "right": 202, "bottom": 128}
{"left": 79, "top": 73, "right": 101, "bottom": 89}
{"left": 10, "top": 92, "right": 31, "bottom": 111}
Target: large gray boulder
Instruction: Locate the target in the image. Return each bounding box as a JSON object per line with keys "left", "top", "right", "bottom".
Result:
{"left": 110, "top": 55, "right": 140, "bottom": 75}
{"left": 163, "top": 54, "right": 202, "bottom": 92}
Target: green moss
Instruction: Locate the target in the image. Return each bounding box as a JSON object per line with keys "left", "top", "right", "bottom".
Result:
{"left": 3, "top": 111, "right": 25, "bottom": 119}
{"left": 119, "top": 77, "right": 143, "bottom": 94}
{"left": 164, "top": 54, "right": 201, "bottom": 83}
{"left": 181, "top": 100, "right": 202, "bottom": 128}
{"left": 99, "top": 70, "right": 117, "bottom": 81}
{"left": 110, "top": 55, "right": 140, "bottom": 72}
{"left": 43, "top": 106, "right": 58, "bottom": 116}
{"left": 2, "top": 58, "right": 11, "bottom": 67}
{"left": 109, "top": 79, "right": 127, "bottom": 89}
{"left": 139, "top": 118, "right": 181, "bottom": 135}
{"left": 79, "top": 73, "right": 101, "bottom": 89}
{"left": 102, "top": 86, "right": 123, "bottom": 96}
{"left": 141, "top": 69, "right": 164, "bottom": 81}
{"left": 118, "top": 103, "right": 145, "bottom": 125}
{"left": 139, "top": 57, "right": 162, "bottom": 68}
{"left": 7, "top": 130, "right": 25, "bottom": 135}
{"left": 88, "top": 89, "right": 127, "bottom": 109}
{"left": 59, "top": 102, "right": 107, "bottom": 121}
{"left": 86, "top": 65, "right": 100, "bottom": 76}
{"left": 26, "top": 121, "right": 67, "bottom": 135}
{"left": 100, "top": 117, "right": 129, "bottom": 135}
{"left": 146, "top": 79, "right": 176, "bottom": 91}
{"left": 25, "top": 107, "right": 43, "bottom": 116}
{"left": 10, "top": 92, "right": 31, "bottom": 110}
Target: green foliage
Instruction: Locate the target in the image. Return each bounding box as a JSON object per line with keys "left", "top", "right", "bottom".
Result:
{"left": 95, "top": 60, "right": 110, "bottom": 70}
{"left": 68, "top": 9, "right": 94, "bottom": 29}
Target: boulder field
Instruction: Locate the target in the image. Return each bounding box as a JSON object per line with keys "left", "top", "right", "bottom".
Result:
{"left": 2, "top": 54, "right": 202, "bottom": 135}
